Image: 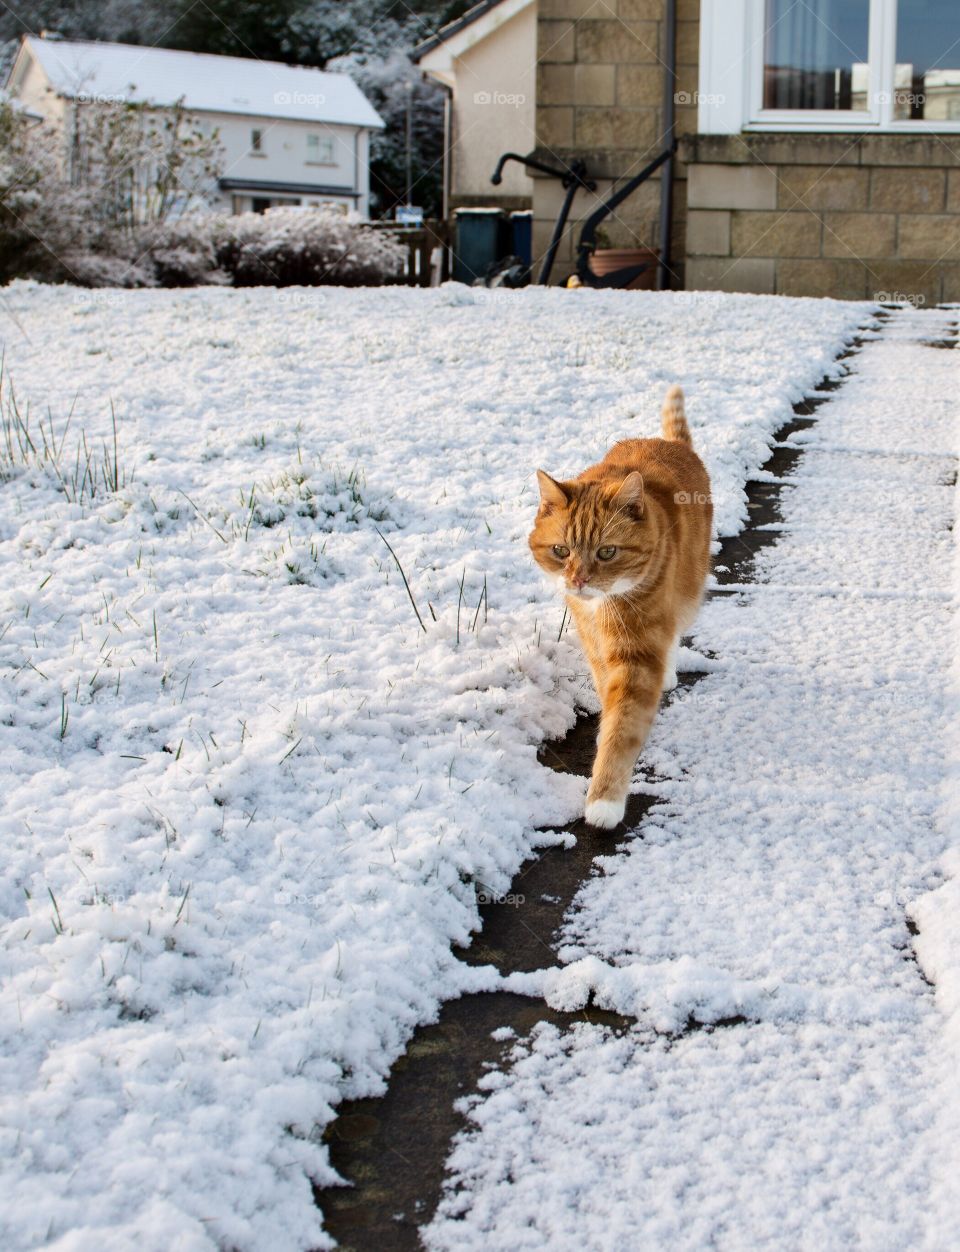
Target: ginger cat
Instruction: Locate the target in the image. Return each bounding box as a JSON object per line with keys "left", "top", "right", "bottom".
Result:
{"left": 529, "top": 385, "right": 712, "bottom": 829}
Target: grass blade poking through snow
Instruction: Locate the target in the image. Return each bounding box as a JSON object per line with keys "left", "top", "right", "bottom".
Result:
{"left": 470, "top": 575, "right": 488, "bottom": 632}
{"left": 105, "top": 402, "right": 119, "bottom": 493}
{"left": 375, "top": 528, "right": 426, "bottom": 634}
{"left": 175, "top": 489, "right": 228, "bottom": 544}
{"left": 0, "top": 363, "right": 126, "bottom": 503}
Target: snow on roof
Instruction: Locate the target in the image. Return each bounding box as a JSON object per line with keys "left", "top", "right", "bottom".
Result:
{"left": 19, "top": 35, "right": 384, "bottom": 128}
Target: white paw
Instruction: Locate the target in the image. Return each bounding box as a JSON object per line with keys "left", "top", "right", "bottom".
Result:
{"left": 584, "top": 797, "right": 626, "bottom": 829}
{"left": 662, "top": 668, "right": 678, "bottom": 692}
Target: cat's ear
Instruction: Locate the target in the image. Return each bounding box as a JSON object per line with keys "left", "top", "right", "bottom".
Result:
{"left": 536, "top": 470, "right": 570, "bottom": 509}
{"left": 613, "top": 471, "right": 644, "bottom": 512}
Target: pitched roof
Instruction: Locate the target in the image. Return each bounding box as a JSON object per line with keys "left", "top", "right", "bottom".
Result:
{"left": 17, "top": 36, "right": 384, "bottom": 128}
{"left": 413, "top": 0, "right": 514, "bottom": 62}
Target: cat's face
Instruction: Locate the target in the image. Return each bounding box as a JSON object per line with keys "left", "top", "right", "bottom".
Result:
{"left": 528, "top": 470, "right": 657, "bottom": 604}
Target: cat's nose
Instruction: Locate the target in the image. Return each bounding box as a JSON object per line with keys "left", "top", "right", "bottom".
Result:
{"left": 572, "top": 573, "right": 589, "bottom": 589}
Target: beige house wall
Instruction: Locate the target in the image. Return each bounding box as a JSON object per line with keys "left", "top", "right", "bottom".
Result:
{"left": 533, "top": 0, "right": 699, "bottom": 285}
{"left": 682, "top": 134, "right": 960, "bottom": 303}
{"left": 454, "top": 3, "right": 537, "bottom": 205}
{"left": 421, "top": 3, "right": 538, "bottom": 209}
{"left": 8, "top": 50, "right": 67, "bottom": 124}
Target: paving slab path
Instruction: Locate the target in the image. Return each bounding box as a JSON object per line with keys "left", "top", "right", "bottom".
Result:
{"left": 417, "top": 308, "right": 960, "bottom": 1251}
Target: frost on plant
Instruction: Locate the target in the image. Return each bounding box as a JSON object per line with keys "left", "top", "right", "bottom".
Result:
{"left": 227, "top": 462, "right": 395, "bottom": 535}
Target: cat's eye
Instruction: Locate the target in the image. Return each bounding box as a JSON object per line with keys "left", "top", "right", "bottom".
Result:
{"left": 597, "top": 546, "right": 617, "bottom": 561}
{"left": 552, "top": 545, "right": 570, "bottom": 559}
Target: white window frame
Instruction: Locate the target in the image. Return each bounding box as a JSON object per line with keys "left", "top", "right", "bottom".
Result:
{"left": 699, "top": 0, "right": 960, "bottom": 134}
{"left": 306, "top": 133, "right": 335, "bottom": 164}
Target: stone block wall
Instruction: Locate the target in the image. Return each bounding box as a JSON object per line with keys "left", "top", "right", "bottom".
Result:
{"left": 682, "top": 134, "right": 960, "bottom": 303}
{"left": 532, "top": 0, "right": 699, "bottom": 285}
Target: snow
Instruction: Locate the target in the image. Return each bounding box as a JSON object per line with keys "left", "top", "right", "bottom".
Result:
{"left": 0, "top": 282, "right": 868, "bottom": 1249}
{"left": 426, "top": 1018, "right": 940, "bottom": 1252}
{"left": 19, "top": 36, "right": 385, "bottom": 127}
{"left": 424, "top": 307, "right": 960, "bottom": 1251}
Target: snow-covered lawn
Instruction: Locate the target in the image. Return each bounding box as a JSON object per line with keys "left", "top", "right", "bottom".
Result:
{"left": 0, "top": 283, "right": 870, "bottom": 1249}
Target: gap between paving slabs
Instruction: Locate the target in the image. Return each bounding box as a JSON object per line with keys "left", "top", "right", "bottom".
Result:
{"left": 314, "top": 318, "right": 898, "bottom": 1250}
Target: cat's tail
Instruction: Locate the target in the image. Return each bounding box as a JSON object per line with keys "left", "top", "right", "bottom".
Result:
{"left": 661, "top": 384, "right": 692, "bottom": 444}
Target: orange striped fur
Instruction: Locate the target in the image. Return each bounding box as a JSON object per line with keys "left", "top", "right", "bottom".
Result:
{"left": 529, "top": 385, "right": 712, "bottom": 829}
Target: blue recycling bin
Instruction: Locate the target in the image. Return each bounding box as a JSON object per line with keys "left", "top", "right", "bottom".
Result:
{"left": 453, "top": 209, "right": 506, "bottom": 284}
{"left": 510, "top": 210, "right": 533, "bottom": 268}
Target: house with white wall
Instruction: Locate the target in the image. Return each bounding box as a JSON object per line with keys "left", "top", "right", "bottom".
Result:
{"left": 5, "top": 34, "right": 385, "bottom": 217}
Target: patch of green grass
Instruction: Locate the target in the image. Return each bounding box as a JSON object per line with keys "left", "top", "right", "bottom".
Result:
{"left": 0, "top": 360, "right": 127, "bottom": 504}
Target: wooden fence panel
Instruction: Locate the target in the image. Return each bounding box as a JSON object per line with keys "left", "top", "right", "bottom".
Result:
{"left": 369, "top": 221, "right": 449, "bottom": 287}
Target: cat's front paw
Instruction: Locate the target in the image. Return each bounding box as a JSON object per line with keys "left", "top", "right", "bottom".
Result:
{"left": 584, "top": 796, "right": 626, "bottom": 829}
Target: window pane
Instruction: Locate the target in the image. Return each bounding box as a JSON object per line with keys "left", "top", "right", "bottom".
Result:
{"left": 895, "top": 0, "right": 960, "bottom": 121}
{"left": 763, "top": 0, "right": 870, "bottom": 110}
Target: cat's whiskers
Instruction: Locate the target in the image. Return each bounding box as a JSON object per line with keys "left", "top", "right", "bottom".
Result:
{"left": 598, "top": 503, "right": 631, "bottom": 535}
{"left": 603, "top": 601, "right": 626, "bottom": 645}
{"left": 601, "top": 592, "right": 633, "bottom": 646}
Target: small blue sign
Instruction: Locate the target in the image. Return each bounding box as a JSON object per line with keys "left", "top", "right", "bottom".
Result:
{"left": 395, "top": 206, "right": 424, "bottom": 226}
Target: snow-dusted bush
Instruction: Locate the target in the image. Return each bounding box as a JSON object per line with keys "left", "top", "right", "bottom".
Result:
{"left": 0, "top": 96, "right": 222, "bottom": 286}
{"left": 71, "top": 98, "right": 222, "bottom": 232}
{"left": 213, "top": 207, "right": 406, "bottom": 287}
{"left": 57, "top": 247, "right": 158, "bottom": 288}
{"left": 133, "top": 208, "right": 408, "bottom": 288}
{"left": 0, "top": 101, "right": 91, "bottom": 282}
{"left": 137, "top": 216, "right": 228, "bottom": 287}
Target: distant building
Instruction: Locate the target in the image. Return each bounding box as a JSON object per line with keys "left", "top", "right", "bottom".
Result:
{"left": 5, "top": 34, "right": 385, "bottom": 216}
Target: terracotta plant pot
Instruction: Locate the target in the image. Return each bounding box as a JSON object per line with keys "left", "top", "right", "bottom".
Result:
{"left": 587, "top": 247, "right": 660, "bottom": 290}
